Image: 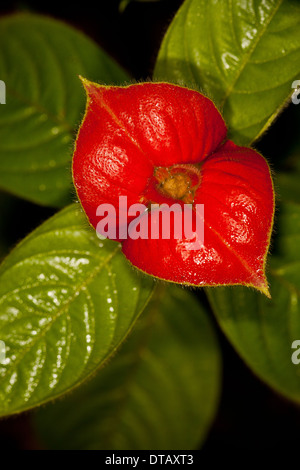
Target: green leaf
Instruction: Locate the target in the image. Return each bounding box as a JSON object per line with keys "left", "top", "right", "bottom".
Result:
{"left": 0, "top": 13, "right": 130, "bottom": 207}
{"left": 275, "top": 144, "right": 300, "bottom": 203}
{"left": 0, "top": 204, "right": 154, "bottom": 417}
{"left": 154, "top": 0, "right": 300, "bottom": 145}
{"left": 206, "top": 201, "right": 300, "bottom": 403}
{"left": 34, "top": 286, "right": 221, "bottom": 450}
{"left": 276, "top": 169, "right": 300, "bottom": 203}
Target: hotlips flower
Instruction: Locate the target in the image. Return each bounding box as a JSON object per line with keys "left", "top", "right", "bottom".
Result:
{"left": 72, "top": 79, "right": 275, "bottom": 296}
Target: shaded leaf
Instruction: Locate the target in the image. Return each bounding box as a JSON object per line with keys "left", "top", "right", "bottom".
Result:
{"left": 0, "top": 13, "right": 129, "bottom": 206}
{"left": 207, "top": 201, "right": 300, "bottom": 403}
{"left": 34, "top": 286, "right": 221, "bottom": 450}
{"left": 276, "top": 152, "right": 300, "bottom": 203}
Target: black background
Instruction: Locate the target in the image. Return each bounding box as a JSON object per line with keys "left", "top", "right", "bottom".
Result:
{"left": 0, "top": 0, "right": 299, "bottom": 451}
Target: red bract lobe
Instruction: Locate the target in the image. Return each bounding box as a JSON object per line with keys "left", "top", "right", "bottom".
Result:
{"left": 72, "top": 78, "right": 274, "bottom": 296}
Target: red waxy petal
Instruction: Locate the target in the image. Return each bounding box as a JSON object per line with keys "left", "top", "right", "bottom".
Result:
{"left": 72, "top": 79, "right": 274, "bottom": 296}
{"left": 122, "top": 140, "right": 274, "bottom": 296}
{"left": 72, "top": 79, "right": 227, "bottom": 236}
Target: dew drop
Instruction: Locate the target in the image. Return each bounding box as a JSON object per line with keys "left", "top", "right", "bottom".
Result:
{"left": 86, "top": 334, "right": 91, "bottom": 344}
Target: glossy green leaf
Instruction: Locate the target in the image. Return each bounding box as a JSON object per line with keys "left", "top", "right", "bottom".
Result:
{"left": 0, "top": 13, "right": 129, "bottom": 207}
{"left": 0, "top": 204, "right": 154, "bottom": 417}
{"left": 207, "top": 201, "right": 300, "bottom": 403}
{"left": 154, "top": 0, "right": 300, "bottom": 145}
{"left": 34, "top": 286, "right": 221, "bottom": 450}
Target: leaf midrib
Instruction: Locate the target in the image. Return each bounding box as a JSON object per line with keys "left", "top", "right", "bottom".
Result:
{"left": 0, "top": 245, "right": 120, "bottom": 387}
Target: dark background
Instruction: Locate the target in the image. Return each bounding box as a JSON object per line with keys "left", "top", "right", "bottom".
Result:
{"left": 0, "top": 0, "right": 299, "bottom": 451}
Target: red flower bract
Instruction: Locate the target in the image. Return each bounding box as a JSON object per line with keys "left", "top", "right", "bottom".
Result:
{"left": 72, "top": 79, "right": 274, "bottom": 296}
